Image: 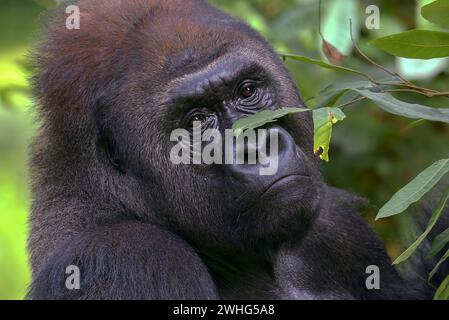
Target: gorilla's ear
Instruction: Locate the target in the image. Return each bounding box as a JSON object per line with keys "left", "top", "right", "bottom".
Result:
{"left": 97, "top": 131, "right": 126, "bottom": 174}
{"left": 93, "top": 94, "right": 126, "bottom": 174}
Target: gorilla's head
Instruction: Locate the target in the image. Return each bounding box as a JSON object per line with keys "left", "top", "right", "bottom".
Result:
{"left": 32, "top": 0, "right": 322, "bottom": 256}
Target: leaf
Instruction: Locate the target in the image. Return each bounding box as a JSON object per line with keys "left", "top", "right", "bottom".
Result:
{"left": 313, "top": 90, "right": 347, "bottom": 109}
{"left": 422, "top": 0, "right": 449, "bottom": 28}
{"left": 397, "top": 1, "right": 449, "bottom": 81}
{"left": 371, "top": 29, "right": 449, "bottom": 59}
{"left": 434, "top": 274, "right": 449, "bottom": 300}
{"left": 272, "top": 3, "right": 318, "bottom": 43}
{"left": 397, "top": 57, "right": 449, "bottom": 81}
{"left": 0, "top": 54, "right": 29, "bottom": 89}
{"left": 232, "top": 107, "right": 310, "bottom": 137}
{"left": 225, "top": 2, "right": 269, "bottom": 36}
{"left": 279, "top": 53, "right": 365, "bottom": 76}
{"left": 377, "top": 159, "right": 449, "bottom": 220}
{"left": 428, "top": 227, "right": 449, "bottom": 258}
{"left": 354, "top": 88, "right": 449, "bottom": 124}
{"left": 429, "top": 248, "right": 449, "bottom": 280}
{"left": 322, "top": 40, "right": 347, "bottom": 66}
{"left": 313, "top": 107, "right": 346, "bottom": 161}
{"left": 392, "top": 186, "right": 449, "bottom": 265}
{"left": 321, "top": 0, "right": 360, "bottom": 57}
{"left": 319, "top": 77, "right": 399, "bottom": 94}
{"left": 406, "top": 119, "right": 427, "bottom": 130}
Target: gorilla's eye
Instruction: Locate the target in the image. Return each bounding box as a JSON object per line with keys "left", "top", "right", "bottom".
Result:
{"left": 235, "top": 81, "right": 264, "bottom": 111}
{"left": 192, "top": 114, "right": 207, "bottom": 123}
{"left": 182, "top": 109, "right": 216, "bottom": 130}
{"left": 240, "top": 84, "right": 256, "bottom": 99}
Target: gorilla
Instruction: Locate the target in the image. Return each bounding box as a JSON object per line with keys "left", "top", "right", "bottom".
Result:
{"left": 28, "top": 0, "right": 446, "bottom": 299}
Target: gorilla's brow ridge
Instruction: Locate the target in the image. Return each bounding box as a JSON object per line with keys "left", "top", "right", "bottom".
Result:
{"left": 168, "top": 57, "right": 266, "bottom": 106}
{"left": 164, "top": 45, "right": 229, "bottom": 80}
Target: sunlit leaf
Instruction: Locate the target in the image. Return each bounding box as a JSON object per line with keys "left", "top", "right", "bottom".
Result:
{"left": 377, "top": 159, "right": 449, "bottom": 220}
{"left": 232, "top": 107, "right": 310, "bottom": 137}
{"left": 397, "top": 1, "right": 449, "bottom": 80}
{"left": 397, "top": 57, "right": 449, "bottom": 81}
{"left": 392, "top": 186, "right": 449, "bottom": 265}
{"left": 422, "top": 0, "right": 449, "bottom": 28}
{"left": 371, "top": 29, "right": 449, "bottom": 59}
{"left": 0, "top": 58, "right": 29, "bottom": 89}
{"left": 313, "top": 107, "right": 346, "bottom": 162}
{"left": 321, "top": 0, "right": 360, "bottom": 57}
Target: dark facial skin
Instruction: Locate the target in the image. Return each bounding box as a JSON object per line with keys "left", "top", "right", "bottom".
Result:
{"left": 28, "top": 0, "right": 445, "bottom": 300}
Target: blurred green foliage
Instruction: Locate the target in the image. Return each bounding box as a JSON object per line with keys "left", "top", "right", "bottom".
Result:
{"left": 0, "top": 0, "right": 448, "bottom": 299}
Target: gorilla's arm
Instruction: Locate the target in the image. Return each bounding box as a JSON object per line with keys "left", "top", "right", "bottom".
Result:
{"left": 29, "top": 222, "right": 219, "bottom": 300}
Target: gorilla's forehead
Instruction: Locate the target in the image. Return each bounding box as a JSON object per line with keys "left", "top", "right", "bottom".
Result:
{"left": 128, "top": 1, "right": 278, "bottom": 86}
{"left": 147, "top": 9, "right": 264, "bottom": 55}
{"left": 37, "top": 0, "right": 285, "bottom": 113}
{"left": 67, "top": 0, "right": 273, "bottom": 78}
{"left": 163, "top": 44, "right": 229, "bottom": 79}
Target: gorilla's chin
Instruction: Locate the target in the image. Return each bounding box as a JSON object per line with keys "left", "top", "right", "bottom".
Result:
{"left": 236, "top": 175, "right": 320, "bottom": 244}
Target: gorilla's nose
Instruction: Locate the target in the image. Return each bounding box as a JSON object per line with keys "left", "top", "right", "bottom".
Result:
{"left": 228, "top": 125, "right": 306, "bottom": 180}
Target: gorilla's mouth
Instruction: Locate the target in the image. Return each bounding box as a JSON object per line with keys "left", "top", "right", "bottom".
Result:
{"left": 260, "top": 174, "right": 309, "bottom": 198}
{"left": 240, "top": 174, "right": 309, "bottom": 215}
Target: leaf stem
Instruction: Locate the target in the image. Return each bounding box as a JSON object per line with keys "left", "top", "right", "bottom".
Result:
{"left": 348, "top": 19, "right": 449, "bottom": 99}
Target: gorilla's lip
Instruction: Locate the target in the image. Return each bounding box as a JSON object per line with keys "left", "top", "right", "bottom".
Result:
{"left": 261, "top": 174, "right": 309, "bottom": 198}
{"left": 240, "top": 174, "right": 309, "bottom": 215}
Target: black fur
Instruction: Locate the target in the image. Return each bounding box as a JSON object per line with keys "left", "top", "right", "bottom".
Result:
{"left": 28, "top": 0, "right": 448, "bottom": 300}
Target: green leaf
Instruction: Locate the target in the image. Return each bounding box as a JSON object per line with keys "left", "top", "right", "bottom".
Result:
{"left": 272, "top": 3, "right": 318, "bottom": 43}
{"left": 232, "top": 107, "right": 310, "bottom": 137}
{"left": 434, "top": 274, "right": 449, "bottom": 300}
{"left": 397, "top": 1, "right": 449, "bottom": 81}
{"left": 321, "top": 0, "right": 360, "bottom": 57}
{"left": 319, "top": 78, "right": 399, "bottom": 94}
{"left": 422, "top": 0, "right": 449, "bottom": 28}
{"left": 392, "top": 186, "right": 449, "bottom": 265}
{"left": 429, "top": 248, "right": 449, "bottom": 280}
{"left": 377, "top": 159, "right": 449, "bottom": 220}
{"left": 353, "top": 89, "right": 449, "bottom": 124}
{"left": 0, "top": 53, "right": 30, "bottom": 89}
{"left": 279, "top": 53, "right": 365, "bottom": 76}
{"left": 371, "top": 29, "right": 449, "bottom": 59}
{"left": 428, "top": 227, "right": 449, "bottom": 258}
{"left": 313, "top": 107, "right": 346, "bottom": 162}
{"left": 223, "top": 2, "right": 269, "bottom": 36}
{"left": 312, "top": 90, "right": 347, "bottom": 109}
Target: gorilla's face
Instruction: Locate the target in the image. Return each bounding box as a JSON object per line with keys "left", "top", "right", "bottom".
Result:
{"left": 99, "top": 4, "right": 322, "bottom": 250}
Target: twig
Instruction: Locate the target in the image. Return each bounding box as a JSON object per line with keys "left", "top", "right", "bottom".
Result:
{"left": 336, "top": 96, "right": 367, "bottom": 109}
{"left": 318, "top": 0, "right": 323, "bottom": 39}
{"left": 386, "top": 89, "right": 449, "bottom": 97}
{"left": 348, "top": 19, "right": 449, "bottom": 99}
{"left": 349, "top": 20, "right": 409, "bottom": 84}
